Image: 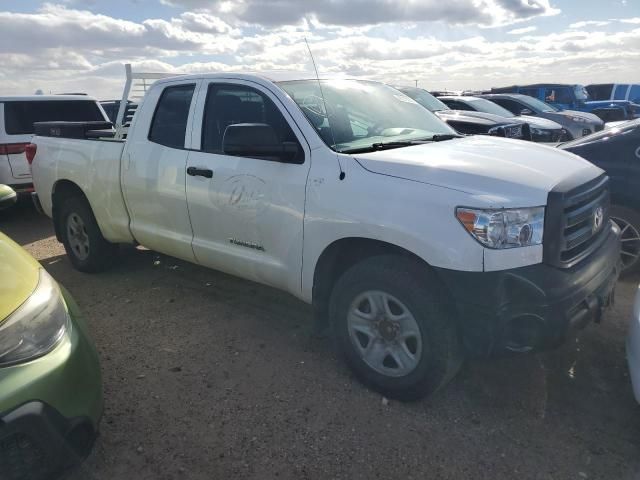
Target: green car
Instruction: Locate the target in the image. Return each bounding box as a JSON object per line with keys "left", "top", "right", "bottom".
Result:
{"left": 0, "top": 184, "right": 17, "bottom": 210}
{"left": 0, "top": 187, "right": 102, "bottom": 480}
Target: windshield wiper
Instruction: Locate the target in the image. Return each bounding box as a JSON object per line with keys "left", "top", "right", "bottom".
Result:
{"left": 341, "top": 140, "right": 427, "bottom": 154}
{"left": 429, "top": 133, "right": 463, "bottom": 141}
{"left": 341, "top": 135, "right": 463, "bottom": 154}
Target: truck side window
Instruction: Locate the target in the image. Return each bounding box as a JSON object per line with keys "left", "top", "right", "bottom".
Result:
{"left": 148, "top": 84, "right": 195, "bottom": 149}
{"left": 201, "top": 84, "right": 301, "bottom": 156}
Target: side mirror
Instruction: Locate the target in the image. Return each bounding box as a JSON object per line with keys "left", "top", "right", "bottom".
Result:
{"left": 222, "top": 123, "right": 302, "bottom": 164}
{"left": 0, "top": 185, "right": 17, "bottom": 210}
{"left": 520, "top": 108, "right": 533, "bottom": 116}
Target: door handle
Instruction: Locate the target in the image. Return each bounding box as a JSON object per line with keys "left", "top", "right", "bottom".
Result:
{"left": 187, "top": 166, "right": 213, "bottom": 178}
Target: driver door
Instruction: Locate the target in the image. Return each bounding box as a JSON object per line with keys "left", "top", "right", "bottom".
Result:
{"left": 185, "top": 80, "right": 311, "bottom": 293}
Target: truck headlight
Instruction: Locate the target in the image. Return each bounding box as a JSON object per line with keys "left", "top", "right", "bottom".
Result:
{"left": 0, "top": 269, "right": 69, "bottom": 367}
{"left": 570, "top": 116, "right": 588, "bottom": 123}
{"left": 456, "top": 207, "right": 545, "bottom": 249}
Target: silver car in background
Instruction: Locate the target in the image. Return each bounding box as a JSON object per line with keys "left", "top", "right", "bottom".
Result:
{"left": 478, "top": 93, "right": 604, "bottom": 140}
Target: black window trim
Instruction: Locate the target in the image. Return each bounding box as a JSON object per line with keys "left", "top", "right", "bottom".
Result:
{"left": 147, "top": 82, "right": 197, "bottom": 149}
{"left": 199, "top": 81, "right": 306, "bottom": 165}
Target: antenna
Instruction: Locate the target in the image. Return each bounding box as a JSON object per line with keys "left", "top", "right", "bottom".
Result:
{"left": 304, "top": 38, "right": 345, "bottom": 181}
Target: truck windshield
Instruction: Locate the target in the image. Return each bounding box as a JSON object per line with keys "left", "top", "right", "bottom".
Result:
{"left": 277, "top": 79, "right": 457, "bottom": 153}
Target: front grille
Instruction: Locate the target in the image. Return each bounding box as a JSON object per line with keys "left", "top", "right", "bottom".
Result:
{"left": 0, "top": 432, "right": 49, "bottom": 480}
{"left": 544, "top": 174, "right": 610, "bottom": 268}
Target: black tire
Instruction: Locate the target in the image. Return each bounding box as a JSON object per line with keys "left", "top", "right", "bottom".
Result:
{"left": 58, "top": 196, "right": 117, "bottom": 272}
{"left": 610, "top": 205, "right": 640, "bottom": 276}
{"left": 329, "top": 255, "right": 463, "bottom": 401}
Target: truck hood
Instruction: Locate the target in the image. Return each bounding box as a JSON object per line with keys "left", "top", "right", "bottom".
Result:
{"left": 352, "top": 135, "right": 602, "bottom": 206}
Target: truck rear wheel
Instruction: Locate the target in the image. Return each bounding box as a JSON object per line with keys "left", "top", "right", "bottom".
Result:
{"left": 610, "top": 205, "right": 640, "bottom": 275}
{"left": 329, "top": 255, "right": 463, "bottom": 401}
{"left": 59, "top": 196, "right": 117, "bottom": 272}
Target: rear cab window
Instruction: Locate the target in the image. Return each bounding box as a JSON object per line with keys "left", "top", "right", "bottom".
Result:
{"left": 148, "top": 84, "right": 196, "bottom": 149}
{"left": 3, "top": 100, "right": 105, "bottom": 135}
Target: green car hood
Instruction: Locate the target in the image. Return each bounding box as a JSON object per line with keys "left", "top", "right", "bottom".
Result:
{"left": 0, "top": 232, "right": 39, "bottom": 322}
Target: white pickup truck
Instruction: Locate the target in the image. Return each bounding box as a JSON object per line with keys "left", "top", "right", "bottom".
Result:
{"left": 30, "top": 73, "right": 621, "bottom": 399}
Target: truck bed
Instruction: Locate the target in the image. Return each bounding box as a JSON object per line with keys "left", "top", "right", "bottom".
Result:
{"left": 31, "top": 135, "right": 135, "bottom": 244}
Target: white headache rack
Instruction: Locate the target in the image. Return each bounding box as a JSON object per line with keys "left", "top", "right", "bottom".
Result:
{"left": 114, "top": 64, "right": 182, "bottom": 139}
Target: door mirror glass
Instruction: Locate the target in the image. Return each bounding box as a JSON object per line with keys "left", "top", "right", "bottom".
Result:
{"left": 222, "top": 123, "right": 301, "bottom": 163}
{"left": 520, "top": 108, "right": 533, "bottom": 116}
{"left": 0, "top": 185, "right": 17, "bottom": 210}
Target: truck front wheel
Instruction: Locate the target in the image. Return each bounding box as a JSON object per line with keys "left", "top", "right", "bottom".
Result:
{"left": 59, "top": 196, "right": 117, "bottom": 272}
{"left": 329, "top": 255, "right": 463, "bottom": 401}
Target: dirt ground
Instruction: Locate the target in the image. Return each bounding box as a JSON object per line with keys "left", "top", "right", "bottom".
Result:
{"left": 2, "top": 199, "right": 640, "bottom": 480}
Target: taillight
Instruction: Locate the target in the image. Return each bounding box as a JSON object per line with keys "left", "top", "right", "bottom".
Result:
{"left": 25, "top": 143, "right": 37, "bottom": 165}
{"left": 0, "top": 142, "right": 29, "bottom": 155}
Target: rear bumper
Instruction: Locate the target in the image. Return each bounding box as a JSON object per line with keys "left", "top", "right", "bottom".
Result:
{"left": 436, "top": 222, "right": 621, "bottom": 356}
{"left": 0, "top": 401, "right": 96, "bottom": 480}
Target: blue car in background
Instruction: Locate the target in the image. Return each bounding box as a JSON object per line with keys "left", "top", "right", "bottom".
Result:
{"left": 586, "top": 84, "right": 640, "bottom": 104}
{"left": 490, "top": 83, "right": 639, "bottom": 122}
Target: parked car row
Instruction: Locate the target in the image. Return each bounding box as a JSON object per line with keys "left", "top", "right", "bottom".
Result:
{"left": 489, "top": 83, "right": 639, "bottom": 122}
{"left": 396, "top": 86, "right": 560, "bottom": 142}
{"left": 2, "top": 70, "right": 638, "bottom": 479}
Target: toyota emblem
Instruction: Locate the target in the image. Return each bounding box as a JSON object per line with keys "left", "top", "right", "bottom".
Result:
{"left": 593, "top": 206, "right": 604, "bottom": 233}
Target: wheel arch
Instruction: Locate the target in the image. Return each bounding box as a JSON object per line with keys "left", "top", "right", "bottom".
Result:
{"left": 51, "top": 179, "right": 92, "bottom": 242}
{"left": 311, "top": 237, "right": 440, "bottom": 332}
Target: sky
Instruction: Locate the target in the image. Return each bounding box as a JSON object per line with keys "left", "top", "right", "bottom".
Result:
{"left": 0, "top": 0, "right": 638, "bottom": 98}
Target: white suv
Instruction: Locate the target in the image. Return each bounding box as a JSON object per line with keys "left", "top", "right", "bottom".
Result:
{"left": 0, "top": 96, "right": 108, "bottom": 193}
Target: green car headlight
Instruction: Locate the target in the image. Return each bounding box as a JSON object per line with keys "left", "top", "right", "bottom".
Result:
{"left": 0, "top": 269, "right": 70, "bottom": 367}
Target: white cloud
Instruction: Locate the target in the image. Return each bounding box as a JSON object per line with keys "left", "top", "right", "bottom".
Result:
{"left": 0, "top": 2, "right": 638, "bottom": 99}
{"left": 507, "top": 26, "right": 538, "bottom": 34}
{"left": 162, "top": 0, "right": 559, "bottom": 28}
{"left": 569, "top": 20, "right": 610, "bottom": 29}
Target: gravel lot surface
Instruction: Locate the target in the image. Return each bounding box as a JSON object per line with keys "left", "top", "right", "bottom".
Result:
{"left": 2, "top": 200, "right": 640, "bottom": 480}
